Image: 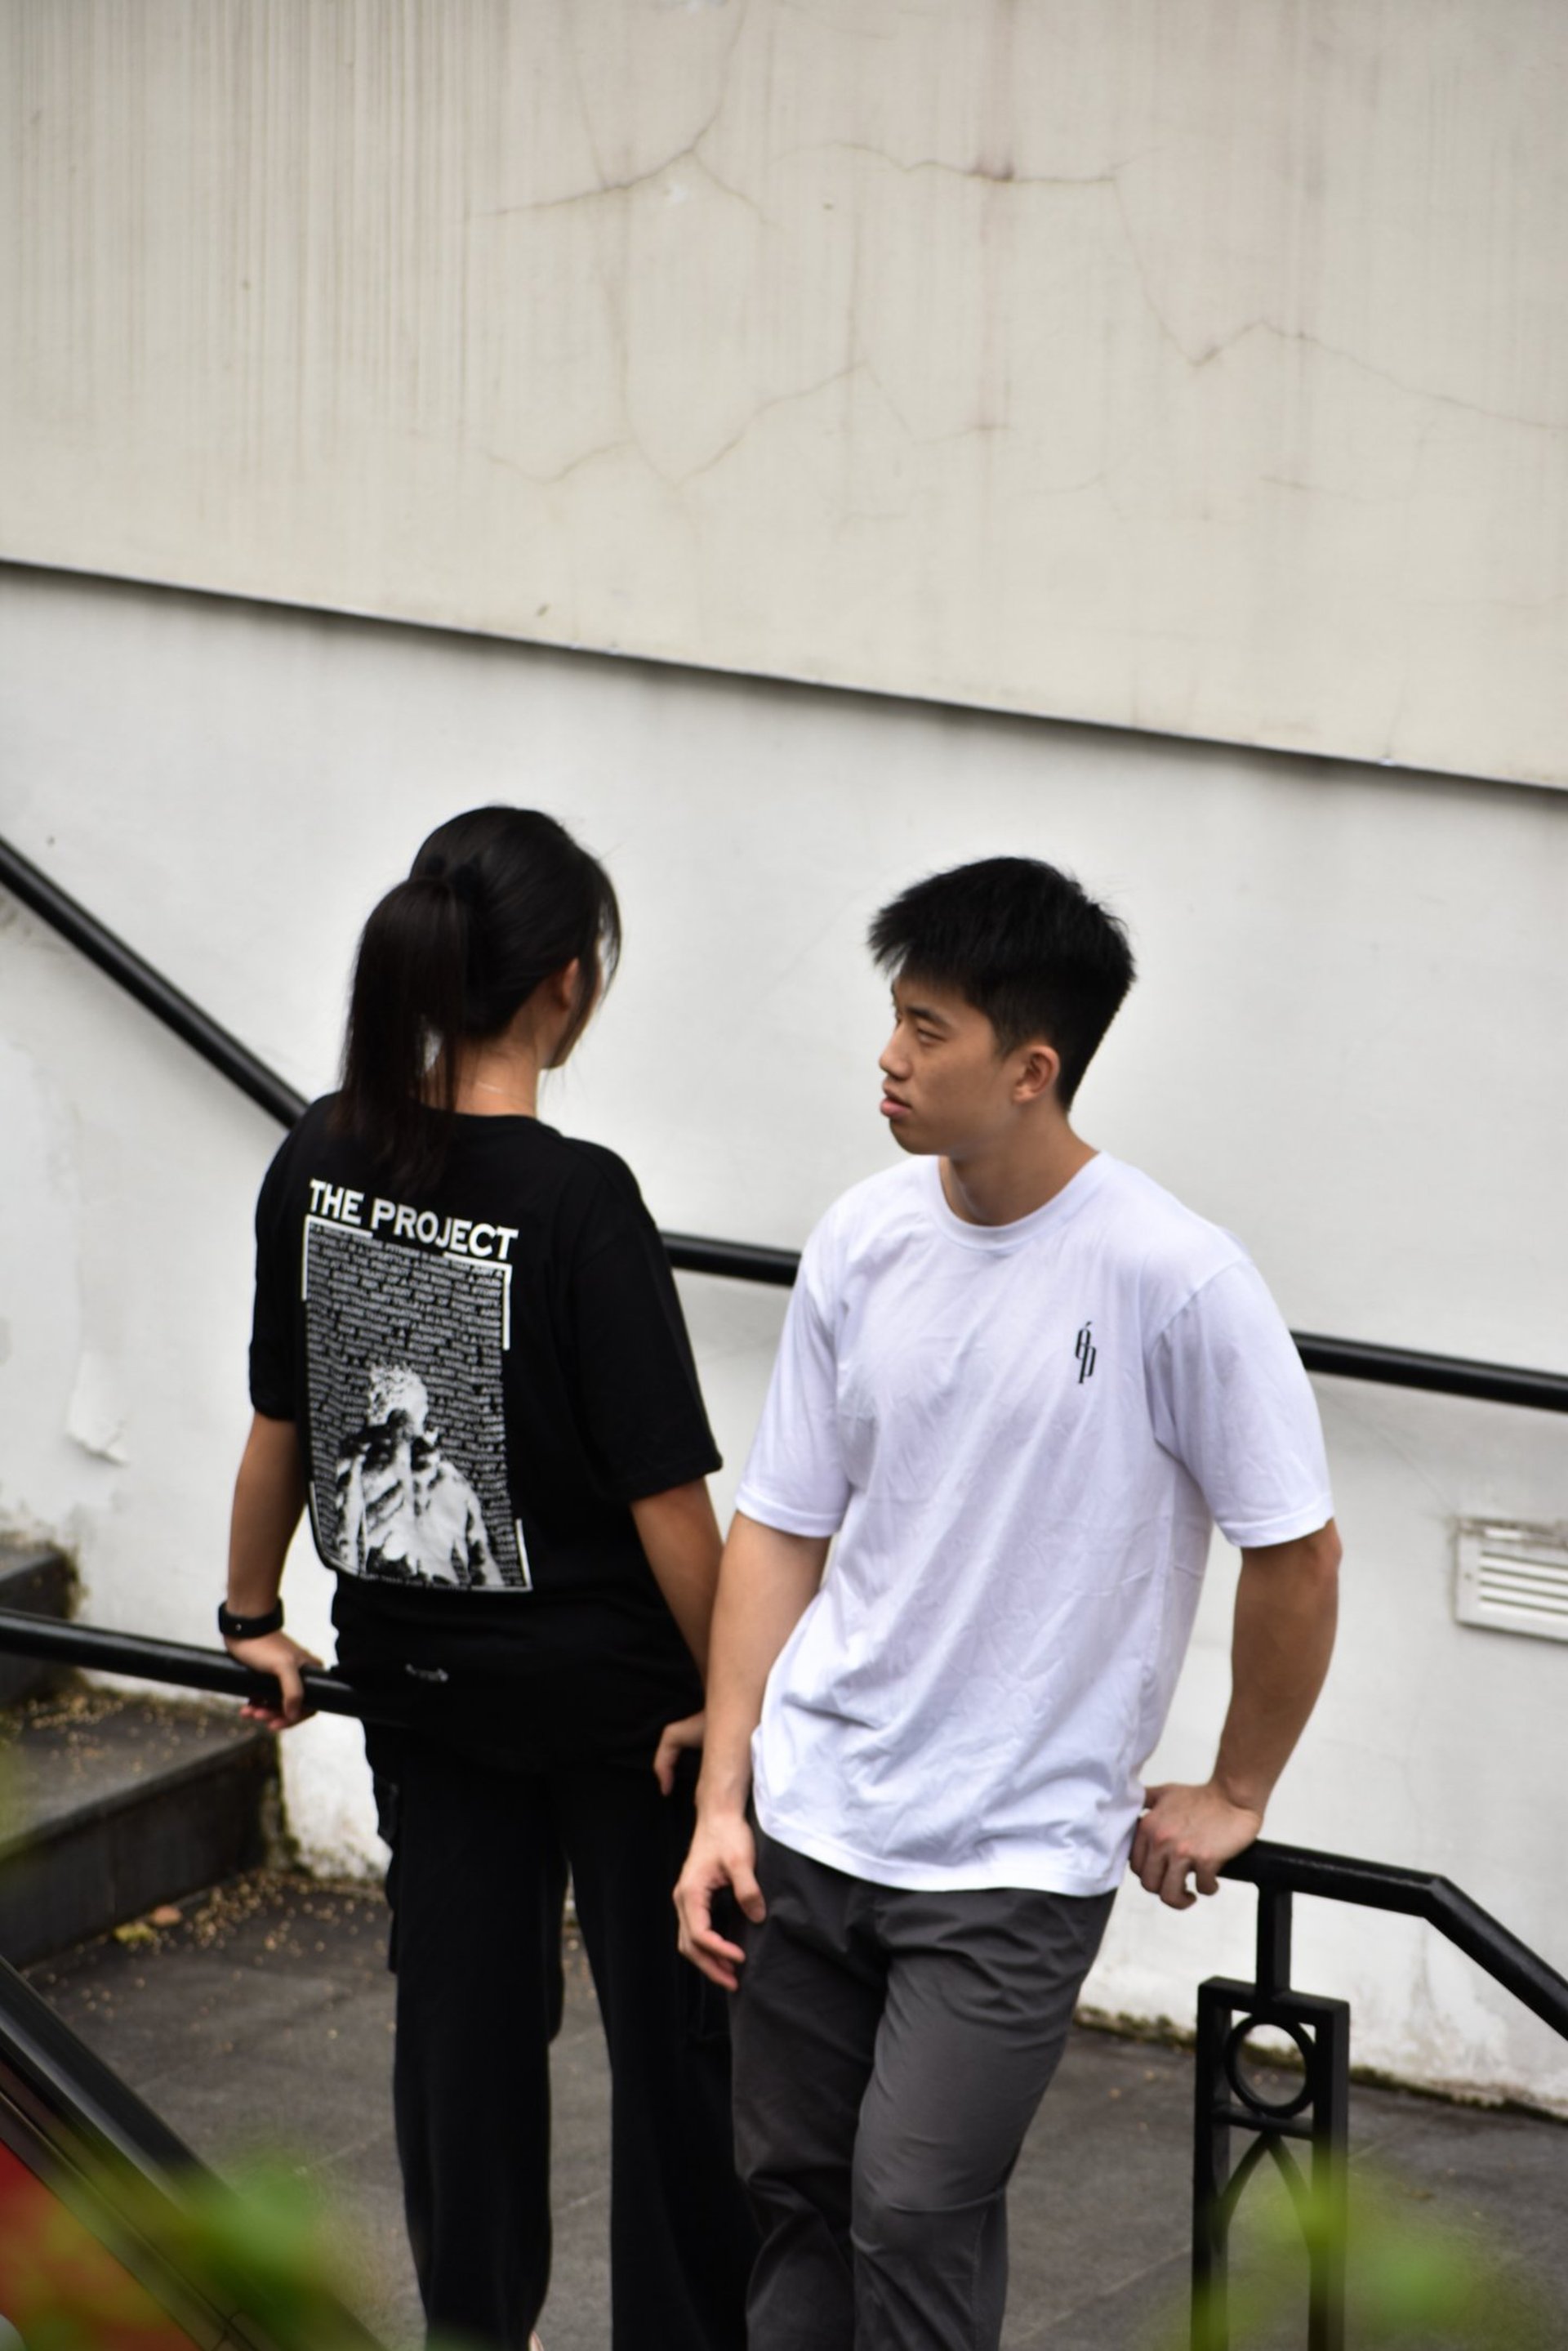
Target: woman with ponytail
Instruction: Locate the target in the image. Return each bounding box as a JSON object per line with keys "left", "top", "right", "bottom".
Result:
{"left": 220, "top": 808, "right": 755, "bottom": 2351}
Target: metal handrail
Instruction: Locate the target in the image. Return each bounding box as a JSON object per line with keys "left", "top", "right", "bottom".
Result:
{"left": 0, "top": 1608, "right": 392, "bottom": 1723}
{"left": 2, "top": 1607, "right": 1562, "bottom": 2019}
{"left": 4, "top": 1609, "right": 1566, "bottom": 2048}
{"left": 1220, "top": 1839, "right": 1568, "bottom": 2040}
{"left": 1282, "top": 1332, "right": 1568, "bottom": 1414}
{"left": 669, "top": 1235, "right": 1568, "bottom": 1408}
{"left": 5, "top": 828, "right": 1568, "bottom": 1414}
{"left": 0, "top": 832, "right": 304, "bottom": 1127}
{"left": 661, "top": 1232, "right": 800, "bottom": 1288}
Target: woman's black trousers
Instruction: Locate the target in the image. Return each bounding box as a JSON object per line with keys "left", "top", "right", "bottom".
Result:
{"left": 369, "top": 1732, "right": 755, "bottom": 2350}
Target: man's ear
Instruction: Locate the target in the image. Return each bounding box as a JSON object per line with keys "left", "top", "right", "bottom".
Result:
{"left": 1013, "top": 1040, "right": 1061, "bottom": 1107}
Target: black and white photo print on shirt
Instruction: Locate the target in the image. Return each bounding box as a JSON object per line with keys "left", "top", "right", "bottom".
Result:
{"left": 302, "top": 1213, "right": 530, "bottom": 1590}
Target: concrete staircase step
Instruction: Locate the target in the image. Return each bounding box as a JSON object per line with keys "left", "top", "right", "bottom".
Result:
{"left": 0, "top": 1540, "right": 77, "bottom": 1706}
{"left": 0, "top": 1689, "right": 275, "bottom": 1965}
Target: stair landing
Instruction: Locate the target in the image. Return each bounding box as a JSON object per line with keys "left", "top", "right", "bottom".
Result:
{"left": 0, "top": 1688, "right": 274, "bottom": 1965}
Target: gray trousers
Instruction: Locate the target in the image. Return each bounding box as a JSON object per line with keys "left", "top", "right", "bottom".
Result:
{"left": 731, "top": 1827, "right": 1114, "bottom": 2351}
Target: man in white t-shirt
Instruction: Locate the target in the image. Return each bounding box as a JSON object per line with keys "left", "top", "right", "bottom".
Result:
{"left": 675, "top": 856, "right": 1340, "bottom": 2351}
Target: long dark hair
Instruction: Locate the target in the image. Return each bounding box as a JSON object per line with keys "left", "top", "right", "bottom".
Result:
{"left": 332, "top": 807, "right": 621, "bottom": 1191}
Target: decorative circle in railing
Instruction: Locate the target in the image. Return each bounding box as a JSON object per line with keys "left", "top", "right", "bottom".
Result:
{"left": 1222, "top": 2015, "right": 1316, "bottom": 2121}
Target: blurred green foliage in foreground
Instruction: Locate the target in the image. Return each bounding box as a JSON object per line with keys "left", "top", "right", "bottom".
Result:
{"left": 1181, "top": 2163, "right": 1555, "bottom": 2350}
{"left": 0, "top": 2154, "right": 377, "bottom": 2351}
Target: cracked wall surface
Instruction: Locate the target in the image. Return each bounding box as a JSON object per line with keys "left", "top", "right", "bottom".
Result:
{"left": 2, "top": 0, "right": 1566, "bottom": 783}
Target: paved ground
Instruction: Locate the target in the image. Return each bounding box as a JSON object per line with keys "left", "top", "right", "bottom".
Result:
{"left": 24, "top": 1873, "right": 1568, "bottom": 2349}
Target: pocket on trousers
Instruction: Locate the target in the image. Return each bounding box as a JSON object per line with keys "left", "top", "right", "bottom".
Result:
{"left": 681, "top": 1945, "right": 734, "bottom": 2047}
{"left": 369, "top": 1767, "right": 403, "bottom": 1974}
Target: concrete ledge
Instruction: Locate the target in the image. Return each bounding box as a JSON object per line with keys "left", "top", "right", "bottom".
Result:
{"left": 0, "top": 1694, "right": 275, "bottom": 1965}
{"left": 0, "top": 1542, "right": 77, "bottom": 1708}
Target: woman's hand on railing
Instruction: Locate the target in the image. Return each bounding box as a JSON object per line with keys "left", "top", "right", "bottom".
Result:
{"left": 224, "top": 1631, "right": 323, "bottom": 1730}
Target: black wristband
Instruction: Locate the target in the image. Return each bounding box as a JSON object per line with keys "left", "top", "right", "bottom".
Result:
{"left": 218, "top": 1599, "right": 284, "bottom": 1641}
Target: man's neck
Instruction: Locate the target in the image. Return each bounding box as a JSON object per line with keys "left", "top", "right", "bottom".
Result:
{"left": 938, "top": 1126, "right": 1097, "bottom": 1228}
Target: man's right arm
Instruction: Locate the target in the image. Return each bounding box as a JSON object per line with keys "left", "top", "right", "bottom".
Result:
{"left": 675, "top": 1512, "right": 830, "bottom": 1989}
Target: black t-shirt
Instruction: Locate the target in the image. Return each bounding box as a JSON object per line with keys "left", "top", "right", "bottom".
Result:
{"left": 249, "top": 1098, "right": 717, "bottom": 1764}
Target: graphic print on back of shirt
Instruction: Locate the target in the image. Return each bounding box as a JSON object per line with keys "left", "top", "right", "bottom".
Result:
{"left": 303, "top": 1216, "right": 531, "bottom": 1590}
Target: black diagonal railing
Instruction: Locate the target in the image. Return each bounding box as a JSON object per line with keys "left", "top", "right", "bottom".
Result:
{"left": 0, "top": 1608, "right": 385, "bottom": 1722}
{"left": 0, "top": 832, "right": 303, "bottom": 1126}
{"left": 2, "top": 1608, "right": 1563, "bottom": 2052}
{"left": 4, "top": 830, "right": 1566, "bottom": 1414}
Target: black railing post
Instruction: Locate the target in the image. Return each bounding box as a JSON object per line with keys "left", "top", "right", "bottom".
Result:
{"left": 1192, "top": 1978, "right": 1233, "bottom": 2348}
{"left": 1256, "top": 1884, "right": 1293, "bottom": 2002}
{"left": 1308, "top": 2010, "right": 1350, "bottom": 2350}
{"left": 1193, "top": 1876, "right": 1349, "bottom": 2351}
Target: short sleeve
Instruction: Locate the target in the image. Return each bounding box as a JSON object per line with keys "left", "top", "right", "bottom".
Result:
{"left": 734, "top": 1220, "right": 852, "bottom": 1538}
{"left": 1147, "top": 1258, "right": 1334, "bottom": 1549}
{"left": 247, "top": 1137, "right": 299, "bottom": 1421}
{"left": 567, "top": 1176, "right": 721, "bottom": 1502}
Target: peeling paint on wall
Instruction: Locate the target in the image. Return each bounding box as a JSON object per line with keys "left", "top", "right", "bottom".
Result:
{"left": 65, "top": 1349, "right": 130, "bottom": 1467}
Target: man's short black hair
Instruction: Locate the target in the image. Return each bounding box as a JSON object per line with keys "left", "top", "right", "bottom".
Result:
{"left": 868, "top": 856, "right": 1135, "bottom": 1109}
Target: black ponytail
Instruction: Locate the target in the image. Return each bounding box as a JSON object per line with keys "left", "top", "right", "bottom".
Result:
{"left": 332, "top": 807, "right": 621, "bottom": 1193}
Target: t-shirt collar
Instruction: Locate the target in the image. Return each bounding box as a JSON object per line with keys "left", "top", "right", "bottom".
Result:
{"left": 920, "top": 1148, "right": 1114, "bottom": 1252}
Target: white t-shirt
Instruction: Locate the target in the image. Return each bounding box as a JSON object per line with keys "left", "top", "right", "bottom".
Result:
{"left": 736, "top": 1153, "right": 1334, "bottom": 1896}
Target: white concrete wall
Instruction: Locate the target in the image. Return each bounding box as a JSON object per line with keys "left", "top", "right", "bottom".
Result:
{"left": 4, "top": 1, "right": 1568, "bottom": 786}
{"left": 2, "top": 568, "right": 1567, "bottom": 2103}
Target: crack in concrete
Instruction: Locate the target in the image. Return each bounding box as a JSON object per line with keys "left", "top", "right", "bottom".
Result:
{"left": 1260, "top": 472, "right": 1410, "bottom": 506}
{"left": 1200, "top": 320, "right": 1566, "bottom": 437}
{"left": 525, "top": 0, "right": 754, "bottom": 224}
{"left": 674, "top": 362, "right": 862, "bottom": 484}
{"left": 476, "top": 438, "right": 634, "bottom": 490}
{"left": 1105, "top": 181, "right": 1567, "bottom": 439}
{"left": 788, "top": 136, "right": 1134, "bottom": 193}
{"left": 1102, "top": 184, "right": 1566, "bottom": 436}
{"left": 475, "top": 377, "right": 866, "bottom": 494}
{"left": 470, "top": 143, "right": 763, "bottom": 224}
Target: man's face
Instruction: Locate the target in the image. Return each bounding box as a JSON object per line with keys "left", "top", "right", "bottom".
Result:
{"left": 878, "top": 973, "right": 1047, "bottom": 1158}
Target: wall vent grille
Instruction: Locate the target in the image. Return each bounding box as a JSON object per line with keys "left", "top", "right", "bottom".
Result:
{"left": 1455, "top": 1522, "right": 1568, "bottom": 1644}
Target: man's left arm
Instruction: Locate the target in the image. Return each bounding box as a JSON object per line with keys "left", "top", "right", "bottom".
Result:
{"left": 1131, "top": 1518, "right": 1341, "bottom": 1910}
